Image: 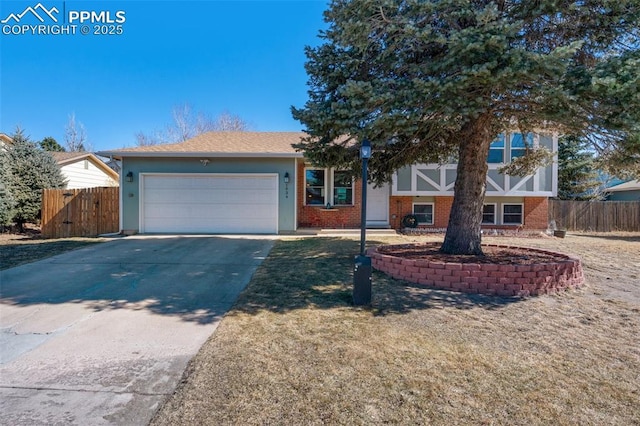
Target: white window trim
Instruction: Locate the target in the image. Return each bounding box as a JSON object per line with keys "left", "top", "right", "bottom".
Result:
{"left": 331, "top": 169, "right": 355, "bottom": 206}
{"left": 304, "top": 167, "right": 354, "bottom": 206}
{"left": 482, "top": 203, "right": 497, "bottom": 225}
{"left": 412, "top": 202, "right": 434, "bottom": 225}
{"left": 502, "top": 203, "right": 524, "bottom": 225}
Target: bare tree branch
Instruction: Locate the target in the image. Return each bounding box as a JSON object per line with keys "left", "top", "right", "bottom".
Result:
{"left": 64, "top": 113, "right": 89, "bottom": 152}
{"left": 135, "top": 104, "right": 249, "bottom": 146}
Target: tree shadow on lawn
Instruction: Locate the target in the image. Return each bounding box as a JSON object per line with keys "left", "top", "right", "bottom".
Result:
{"left": 235, "top": 237, "right": 522, "bottom": 317}
{"left": 0, "top": 236, "right": 521, "bottom": 326}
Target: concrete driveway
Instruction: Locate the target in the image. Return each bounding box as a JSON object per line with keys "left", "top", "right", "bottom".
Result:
{"left": 0, "top": 235, "right": 273, "bottom": 425}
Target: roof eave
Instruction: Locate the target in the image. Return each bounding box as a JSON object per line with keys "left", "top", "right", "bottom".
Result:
{"left": 55, "top": 153, "right": 92, "bottom": 166}
{"left": 96, "top": 151, "right": 304, "bottom": 159}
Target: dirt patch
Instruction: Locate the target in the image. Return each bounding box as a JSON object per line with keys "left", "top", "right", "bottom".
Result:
{"left": 378, "top": 242, "right": 566, "bottom": 264}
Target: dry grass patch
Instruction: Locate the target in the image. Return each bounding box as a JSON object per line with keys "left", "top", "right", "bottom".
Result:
{"left": 0, "top": 232, "right": 105, "bottom": 270}
{"left": 152, "top": 234, "right": 640, "bottom": 425}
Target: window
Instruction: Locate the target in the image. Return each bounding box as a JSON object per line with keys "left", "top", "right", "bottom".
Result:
{"left": 482, "top": 204, "right": 496, "bottom": 224}
{"left": 503, "top": 204, "right": 523, "bottom": 224}
{"left": 305, "top": 168, "right": 353, "bottom": 206}
{"left": 487, "top": 134, "right": 505, "bottom": 163}
{"left": 305, "top": 169, "right": 325, "bottom": 205}
{"left": 413, "top": 203, "right": 434, "bottom": 225}
{"left": 510, "top": 133, "right": 532, "bottom": 160}
{"left": 332, "top": 170, "right": 353, "bottom": 205}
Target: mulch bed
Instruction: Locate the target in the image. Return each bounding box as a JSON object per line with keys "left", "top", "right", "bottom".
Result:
{"left": 377, "top": 242, "right": 567, "bottom": 265}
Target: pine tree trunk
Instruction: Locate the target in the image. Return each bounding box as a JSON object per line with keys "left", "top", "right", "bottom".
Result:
{"left": 440, "top": 116, "right": 494, "bottom": 255}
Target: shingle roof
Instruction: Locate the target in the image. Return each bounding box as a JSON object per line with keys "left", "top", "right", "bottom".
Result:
{"left": 0, "top": 133, "right": 13, "bottom": 144}
{"left": 49, "top": 151, "right": 91, "bottom": 163}
{"left": 97, "top": 132, "right": 307, "bottom": 158}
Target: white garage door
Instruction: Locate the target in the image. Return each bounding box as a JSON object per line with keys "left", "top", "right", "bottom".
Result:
{"left": 141, "top": 174, "right": 278, "bottom": 234}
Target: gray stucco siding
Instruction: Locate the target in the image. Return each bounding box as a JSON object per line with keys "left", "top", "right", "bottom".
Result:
{"left": 120, "top": 157, "right": 297, "bottom": 233}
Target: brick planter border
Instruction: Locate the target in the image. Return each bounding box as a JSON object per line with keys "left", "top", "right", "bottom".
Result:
{"left": 369, "top": 244, "right": 584, "bottom": 297}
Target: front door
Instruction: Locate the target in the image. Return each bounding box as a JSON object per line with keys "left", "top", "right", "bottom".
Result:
{"left": 366, "top": 182, "right": 389, "bottom": 227}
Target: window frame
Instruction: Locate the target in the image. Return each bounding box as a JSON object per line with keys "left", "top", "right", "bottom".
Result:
{"left": 331, "top": 169, "right": 354, "bottom": 206}
{"left": 502, "top": 203, "right": 524, "bottom": 225}
{"left": 482, "top": 203, "right": 497, "bottom": 225}
{"left": 487, "top": 134, "right": 506, "bottom": 164}
{"left": 304, "top": 167, "right": 354, "bottom": 206}
{"left": 412, "top": 203, "right": 434, "bottom": 225}
{"left": 509, "top": 133, "right": 533, "bottom": 161}
{"left": 304, "top": 168, "right": 326, "bottom": 206}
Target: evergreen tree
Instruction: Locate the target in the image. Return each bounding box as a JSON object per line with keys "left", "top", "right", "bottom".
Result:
{"left": 557, "top": 135, "right": 603, "bottom": 200}
{"left": 292, "top": 0, "right": 639, "bottom": 254}
{"left": 39, "top": 136, "right": 66, "bottom": 152}
{"left": 0, "top": 161, "right": 16, "bottom": 227}
{"left": 0, "top": 129, "right": 67, "bottom": 231}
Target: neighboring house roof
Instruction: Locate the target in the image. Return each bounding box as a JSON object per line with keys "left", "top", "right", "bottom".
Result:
{"left": 606, "top": 180, "right": 640, "bottom": 192}
{"left": 97, "top": 132, "right": 307, "bottom": 159}
{"left": 0, "top": 133, "right": 13, "bottom": 145}
{"left": 50, "top": 151, "right": 120, "bottom": 182}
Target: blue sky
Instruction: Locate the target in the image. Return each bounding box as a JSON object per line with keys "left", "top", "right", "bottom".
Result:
{"left": 0, "top": 1, "right": 328, "bottom": 151}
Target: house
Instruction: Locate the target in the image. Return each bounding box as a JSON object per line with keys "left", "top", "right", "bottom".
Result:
{"left": 1, "top": 133, "right": 118, "bottom": 189}
{"left": 606, "top": 180, "right": 640, "bottom": 201}
{"left": 50, "top": 152, "right": 120, "bottom": 189}
{"left": 0, "top": 133, "right": 12, "bottom": 147}
{"left": 97, "top": 131, "right": 556, "bottom": 235}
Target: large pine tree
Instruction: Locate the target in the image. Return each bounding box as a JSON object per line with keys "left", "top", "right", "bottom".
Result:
{"left": 292, "top": 0, "right": 639, "bottom": 254}
{"left": 0, "top": 129, "right": 67, "bottom": 230}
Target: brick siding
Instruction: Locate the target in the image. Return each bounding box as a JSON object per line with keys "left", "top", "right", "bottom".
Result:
{"left": 296, "top": 160, "right": 550, "bottom": 230}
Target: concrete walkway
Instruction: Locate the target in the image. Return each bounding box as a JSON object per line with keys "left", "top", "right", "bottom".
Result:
{"left": 0, "top": 236, "right": 273, "bottom": 425}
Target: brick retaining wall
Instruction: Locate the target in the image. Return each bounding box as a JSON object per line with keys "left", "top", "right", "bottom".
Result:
{"left": 370, "top": 244, "right": 584, "bottom": 297}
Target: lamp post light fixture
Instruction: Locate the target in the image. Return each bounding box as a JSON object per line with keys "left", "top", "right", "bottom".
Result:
{"left": 353, "top": 138, "right": 372, "bottom": 306}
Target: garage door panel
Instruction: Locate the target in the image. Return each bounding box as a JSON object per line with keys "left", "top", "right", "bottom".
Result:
{"left": 145, "top": 176, "right": 277, "bottom": 190}
{"left": 142, "top": 174, "right": 278, "bottom": 233}
{"left": 144, "top": 189, "right": 276, "bottom": 204}
{"left": 143, "top": 221, "right": 274, "bottom": 234}
{"left": 144, "top": 204, "right": 277, "bottom": 220}
{"left": 144, "top": 198, "right": 278, "bottom": 212}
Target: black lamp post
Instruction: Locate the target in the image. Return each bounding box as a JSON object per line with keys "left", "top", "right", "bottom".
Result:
{"left": 353, "top": 139, "right": 372, "bottom": 305}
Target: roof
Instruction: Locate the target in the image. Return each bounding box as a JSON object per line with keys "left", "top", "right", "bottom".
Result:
{"left": 49, "top": 151, "right": 120, "bottom": 181}
{"left": 606, "top": 180, "right": 640, "bottom": 192}
{"left": 97, "top": 132, "right": 307, "bottom": 159}
{"left": 0, "top": 133, "right": 13, "bottom": 144}
{"left": 50, "top": 151, "right": 93, "bottom": 164}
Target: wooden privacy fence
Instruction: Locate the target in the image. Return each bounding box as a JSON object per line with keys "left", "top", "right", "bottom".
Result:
{"left": 41, "top": 187, "right": 119, "bottom": 238}
{"left": 549, "top": 199, "right": 640, "bottom": 232}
